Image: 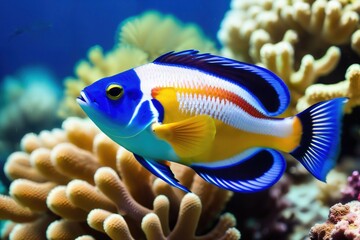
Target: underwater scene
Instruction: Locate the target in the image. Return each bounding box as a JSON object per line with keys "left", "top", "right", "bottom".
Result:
{"left": 0, "top": 0, "right": 360, "bottom": 239}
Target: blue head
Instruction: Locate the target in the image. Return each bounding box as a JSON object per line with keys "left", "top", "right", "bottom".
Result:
{"left": 77, "top": 69, "right": 156, "bottom": 138}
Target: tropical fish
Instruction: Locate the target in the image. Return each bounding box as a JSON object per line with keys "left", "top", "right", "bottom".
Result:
{"left": 77, "top": 50, "right": 347, "bottom": 193}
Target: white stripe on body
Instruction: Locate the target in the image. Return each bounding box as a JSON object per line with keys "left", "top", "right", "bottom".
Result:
{"left": 134, "top": 63, "right": 293, "bottom": 138}
{"left": 177, "top": 91, "right": 294, "bottom": 137}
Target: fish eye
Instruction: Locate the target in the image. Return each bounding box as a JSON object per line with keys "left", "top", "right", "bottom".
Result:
{"left": 106, "top": 84, "right": 124, "bottom": 100}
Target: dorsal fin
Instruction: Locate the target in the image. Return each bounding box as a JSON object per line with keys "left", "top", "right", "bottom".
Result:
{"left": 153, "top": 50, "right": 290, "bottom": 116}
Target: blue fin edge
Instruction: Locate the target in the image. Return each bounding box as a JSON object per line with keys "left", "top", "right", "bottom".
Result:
{"left": 190, "top": 149, "right": 286, "bottom": 193}
{"left": 133, "top": 154, "right": 190, "bottom": 192}
{"left": 290, "top": 98, "right": 348, "bottom": 181}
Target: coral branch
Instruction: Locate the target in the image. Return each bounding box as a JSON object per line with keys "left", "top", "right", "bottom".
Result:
{"left": 47, "top": 186, "right": 88, "bottom": 221}
{"left": 10, "top": 179, "right": 56, "bottom": 212}
{"left": 103, "top": 214, "right": 134, "bottom": 240}
{"left": 4, "top": 152, "right": 46, "bottom": 182}
{"left": 51, "top": 143, "right": 100, "bottom": 184}
{"left": 66, "top": 179, "right": 117, "bottom": 213}
{"left": 297, "top": 64, "right": 360, "bottom": 113}
{"left": 94, "top": 167, "right": 151, "bottom": 221}
{"left": 0, "top": 116, "right": 238, "bottom": 239}
{"left": 0, "top": 195, "right": 39, "bottom": 222}
{"left": 9, "top": 214, "right": 55, "bottom": 240}
{"left": 219, "top": 0, "right": 360, "bottom": 114}
{"left": 87, "top": 209, "right": 112, "bottom": 233}
{"left": 30, "top": 148, "right": 70, "bottom": 184}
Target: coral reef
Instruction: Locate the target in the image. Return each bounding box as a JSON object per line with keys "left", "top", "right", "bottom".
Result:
{"left": 218, "top": 2, "right": 360, "bottom": 234}
{"left": 285, "top": 180, "right": 330, "bottom": 239}
{"left": 0, "top": 117, "right": 239, "bottom": 239}
{"left": 1, "top": 4, "right": 358, "bottom": 239}
{"left": 309, "top": 201, "right": 360, "bottom": 240}
{"left": 341, "top": 171, "right": 360, "bottom": 203}
{"left": 59, "top": 11, "right": 215, "bottom": 118}
{"left": 226, "top": 175, "right": 294, "bottom": 240}
{"left": 218, "top": 0, "right": 360, "bottom": 114}
{"left": 297, "top": 63, "right": 360, "bottom": 113}
{"left": 0, "top": 67, "right": 61, "bottom": 156}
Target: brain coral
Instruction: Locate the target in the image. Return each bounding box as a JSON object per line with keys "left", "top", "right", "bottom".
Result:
{"left": 0, "top": 117, "right": 239, "bottom": 239}
{"left": 59, "top": 11, "right": 215, "bottom": 118}
{"left": 218, "top": 0, "right": 360, "bottom": 114}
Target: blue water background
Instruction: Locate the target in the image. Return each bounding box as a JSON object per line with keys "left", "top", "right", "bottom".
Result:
{"left": 0, "top": 1, "right": 230, "bottom": 81}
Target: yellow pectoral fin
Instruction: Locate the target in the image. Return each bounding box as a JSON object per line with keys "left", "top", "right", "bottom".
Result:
{"left": 152, "top": 115, "right": 216, "bottom": 158}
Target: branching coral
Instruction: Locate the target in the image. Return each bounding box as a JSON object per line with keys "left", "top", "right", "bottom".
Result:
{"left": 219, "top": 0, "right": 360, "bottom": 62}
{"left": 218, "top": 0, "right": 360, "bottom": 114}
{"left": 297, "top": 63, "right": 360, "bottom": 113}
{"left": 0, "top": 117, "right": 239, "bottom": 239}
{"left": 59, "top": 11, "right": 215, "bottom": 118}
{"left": 309, "top": 201, "right": 360, "bottom": 240}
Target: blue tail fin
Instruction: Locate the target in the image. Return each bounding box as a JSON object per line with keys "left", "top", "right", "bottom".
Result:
{"left": 290, "top": 98, "right": 347, "bottom": 181}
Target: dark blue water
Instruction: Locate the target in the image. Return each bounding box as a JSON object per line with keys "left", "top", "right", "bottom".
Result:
{"left": 0, "top": 1, "right": 230, "bottom": 81}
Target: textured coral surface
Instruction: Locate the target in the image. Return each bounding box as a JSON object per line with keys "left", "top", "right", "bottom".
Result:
{"left": 342, "top": 171, "right": 360, "bottom": 203}
{"left": 0, "top": 117, "right": 239, "bottom": 239}
{"left": 218, "top": 0, "right": 360, "bottom": 114}
{"left": 310, "top": 201, "right": 360, "bottom": 240}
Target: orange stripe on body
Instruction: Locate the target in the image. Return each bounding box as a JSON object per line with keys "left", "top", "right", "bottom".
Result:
{"left": 152, "top": 86, "right": 267, "bottom": 119}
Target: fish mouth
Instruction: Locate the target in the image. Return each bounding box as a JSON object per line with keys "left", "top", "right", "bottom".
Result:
{"left": 77, "top": 91, "right": 89, "bottom": 106}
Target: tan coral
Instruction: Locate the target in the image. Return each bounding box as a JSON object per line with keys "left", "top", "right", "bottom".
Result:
{"left": 47, "top": 186, "right": 88, "bottom": 221}
{"left": 85, "top": 193, "right": 240, "bottom": 240}
{"left": 219, "top": 0, "right": 360, "bottom": 114}
{"left": 4, "top": 152, "right": 47, "bottom": 182}
{"left": 116, "top": 146, "right": 155, "bottom": 208}
{"left": 9, "top": 214, "right": 56, "bottom": 240}
{"left": 51, "top": 143, "right": 101, "bottom": 184}
{"left": 219, "top": 0, "right": 360, "bottom": 61}
{"left": 30, "top": 148, "right": 71, "bottom": 184}
{"left": 297, "top": 64, "right": 360, "bottom": 113}
{"left": 259, "top": 35, "right": 340, "bottom": 114}
{"left": 0, "top": 116, "right": 238, "bottom": 239}
{"left": 59, "top": 11, "right": 215, "bottom": 118}
{"left": 286, "top": 0, "right": 359, "bottom": 45}
{"left": 46, "top": 219, "right": 101, "bottom": 240}
{"left": 10, "top": 179, "right": 56, "bottom": 212}
{"left": 20, "top": 128, "right": 67, "bottom": 154}
{"left": 0, "top": 195, "right": 39, "bottom": 223}
{"left": 103, "top": 214, "right": 134, "bottom": 240}
{"left": 141, "top": 194, "right": 240, "bottom": 240}
{"left": 352, "top": 29, "right": 360, "bottom": 55}
{"left": 75, "top": 236, "right": 96, "bottom": 240}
